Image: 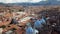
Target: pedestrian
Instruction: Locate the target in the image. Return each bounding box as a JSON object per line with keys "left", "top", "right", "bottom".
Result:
{"left": 34, "top": 16, "right": 46, "bottom": 34}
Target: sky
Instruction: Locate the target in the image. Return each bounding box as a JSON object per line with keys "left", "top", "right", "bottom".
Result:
{"left": 0, "top": 0, "right": 47, "bottom": 3}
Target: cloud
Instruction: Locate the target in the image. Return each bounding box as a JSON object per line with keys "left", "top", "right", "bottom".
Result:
{"left": 30, "top": 0, "right": 42, "bottom": 3}
{"left": 0, "top": 0, "right": 46, "bottom": 3}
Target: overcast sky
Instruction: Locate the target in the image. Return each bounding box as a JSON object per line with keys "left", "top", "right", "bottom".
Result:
{"left": 0, "top": 0, "right": 46, "bottom": 3}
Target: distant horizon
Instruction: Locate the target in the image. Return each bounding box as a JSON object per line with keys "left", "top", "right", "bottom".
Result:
{"left": 0, "top": 0, "right": 47, "bottom": 3}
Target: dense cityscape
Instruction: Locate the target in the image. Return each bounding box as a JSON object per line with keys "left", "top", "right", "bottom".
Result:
{"left": 0, "top": 0, "right": 60, "bottom": 34}
{"left": 0, "top": 6, "right": 59, "bottom": 34}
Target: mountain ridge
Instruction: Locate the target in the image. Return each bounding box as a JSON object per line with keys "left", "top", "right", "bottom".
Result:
{"left": 0, "top": 1, "right": 60, "bottom": 6}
